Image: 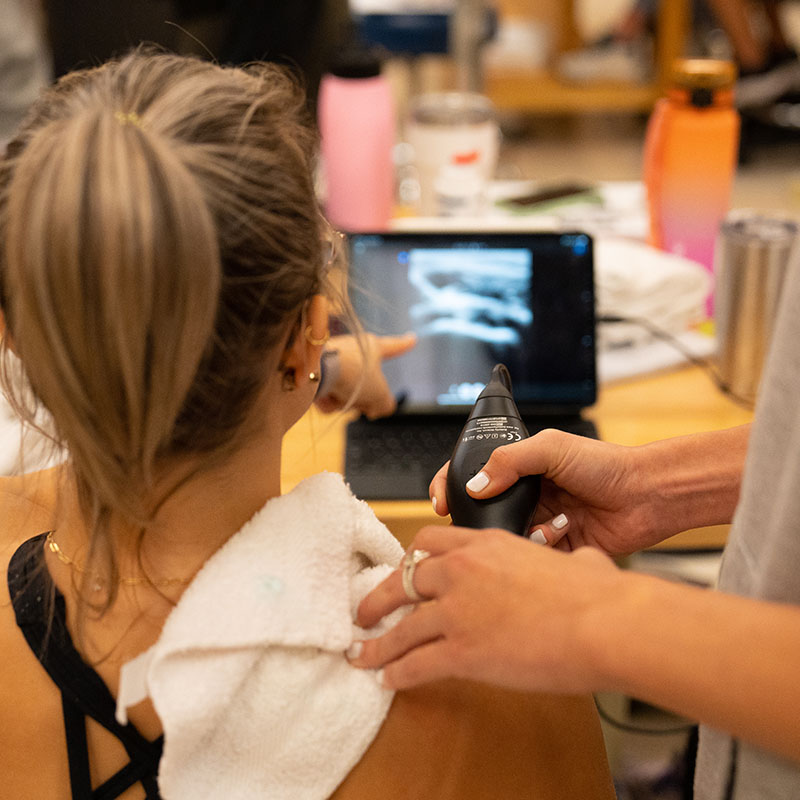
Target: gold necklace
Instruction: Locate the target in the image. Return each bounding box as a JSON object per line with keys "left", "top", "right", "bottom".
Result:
{"left": 46, "top": 530, "right": 192, "bottom": 591}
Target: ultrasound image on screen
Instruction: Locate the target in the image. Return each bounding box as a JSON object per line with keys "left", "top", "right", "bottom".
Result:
{"left": 404, "top": 248, "right": 532, "bottom": 404}
{"left": 407, "top": 249, "right": 532, "bottom": 346}
{"left": 348, "top": 233, "right": 596, "bottom": 410}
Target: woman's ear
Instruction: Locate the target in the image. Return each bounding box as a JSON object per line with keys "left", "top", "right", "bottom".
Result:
{"left": 278, "top": 295, "right": 329, "bottom": 388}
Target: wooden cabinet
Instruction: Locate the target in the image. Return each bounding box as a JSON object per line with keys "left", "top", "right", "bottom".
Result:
{"left": 484, "top": 0, "right": 690, "bottom": 112}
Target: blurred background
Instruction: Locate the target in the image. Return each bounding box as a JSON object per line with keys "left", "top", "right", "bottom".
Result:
{"left": 5, "top": 0, "right": 800, "bottom": 209}
{"left": 2, "top": 2, "right": 799, "bottom": 798}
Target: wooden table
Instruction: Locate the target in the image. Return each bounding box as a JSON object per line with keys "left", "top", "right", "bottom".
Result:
{"left": 282, "top": 364, "right": 753, "bottom": 550}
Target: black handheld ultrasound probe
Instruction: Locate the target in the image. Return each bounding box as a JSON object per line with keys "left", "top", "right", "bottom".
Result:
{"left": 445, "top": 364, "right": 541, "bottom": 536}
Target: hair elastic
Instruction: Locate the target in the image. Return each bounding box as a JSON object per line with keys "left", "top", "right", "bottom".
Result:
{"left": 114, "top": 110, "right": 142, "bottom": 127}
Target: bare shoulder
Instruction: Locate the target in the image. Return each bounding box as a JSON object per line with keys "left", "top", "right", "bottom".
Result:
{"left": 0, "top": 467, "right": 59, "bottom": 601}
{"left": 0, "top": 468, "right": 66, "bottom": 795}
{"left": 332, "top": 679, "right": 615, "bottom": 799}
{"left": 0, "top": 467, "right": 60, "bottom": 597}
{"left": 0, "top": 466, "right": 59, "bottom": 576}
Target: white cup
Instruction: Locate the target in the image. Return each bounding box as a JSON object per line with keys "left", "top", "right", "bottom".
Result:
{"left": 405, "top": 92, "right": 500, "bottom": 217}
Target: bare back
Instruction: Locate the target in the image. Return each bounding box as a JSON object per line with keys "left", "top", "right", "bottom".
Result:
{"left": 0, "top": 469, "right": 614, "bottom": 799}
{"left": 0, "top": 469, "right": 161, "bottom": 800}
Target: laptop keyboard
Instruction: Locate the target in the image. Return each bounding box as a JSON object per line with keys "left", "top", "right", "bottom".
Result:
{"left": 345, "top": 414, "right": 598, "bottom": 500}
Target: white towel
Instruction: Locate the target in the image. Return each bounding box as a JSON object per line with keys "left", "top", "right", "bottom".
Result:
{"left": 595, "top": 237, "right": 711, "bottom": 349}
{"left": 116, "top": 471, "right": 406, "bottom": 800}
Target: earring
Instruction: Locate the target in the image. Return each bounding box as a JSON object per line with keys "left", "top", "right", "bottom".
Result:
{"left": 308, "top": 371, "right": 321, "bottom": 383}
{"left": 282, "top": 368, "right": 296, "bottom": 392}
{"left": 304, "top": 325, "right": 330, "bottom": 347}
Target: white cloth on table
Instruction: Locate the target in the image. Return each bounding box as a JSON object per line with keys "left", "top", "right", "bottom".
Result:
{"left": 594, "top": 237, "right": 711, "bottom": 349}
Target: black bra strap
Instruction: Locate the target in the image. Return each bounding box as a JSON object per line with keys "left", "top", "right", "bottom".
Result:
{"left": 62, "top": 691, "right": 92, "bottom": 797}
{"left": 8, "top": 534, "right": 163, "bottom": 799}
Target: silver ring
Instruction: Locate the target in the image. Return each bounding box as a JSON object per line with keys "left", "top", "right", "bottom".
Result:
{"left": 401, "top": 548, "right": 431, "bottom": 602}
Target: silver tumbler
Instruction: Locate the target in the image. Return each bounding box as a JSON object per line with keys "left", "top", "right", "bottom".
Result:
{"left": 715, "top": 212, "right": 799, "bottom": 406}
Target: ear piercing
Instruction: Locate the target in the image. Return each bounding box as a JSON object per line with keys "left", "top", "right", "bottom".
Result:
{"left": 304, "top": 326, "right": 330, "bottom": 347}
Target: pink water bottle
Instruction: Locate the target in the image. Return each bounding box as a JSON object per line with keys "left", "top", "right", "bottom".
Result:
{"left": 318, "top": 47, "right": 396, "bottom": 232}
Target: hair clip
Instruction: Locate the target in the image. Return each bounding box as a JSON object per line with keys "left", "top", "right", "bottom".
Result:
{"left": 114, "top": 110, "right": 142, "bottom": 128}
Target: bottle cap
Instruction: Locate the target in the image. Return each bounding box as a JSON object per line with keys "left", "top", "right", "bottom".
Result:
{"left": 328, "top": 45, "right": 383, "bottom": 79}
{"left": 669, "top": 58, "right": 737, "bottom": 91}
{"left": 668, "top": 59, "right": 737, "bottom": 107}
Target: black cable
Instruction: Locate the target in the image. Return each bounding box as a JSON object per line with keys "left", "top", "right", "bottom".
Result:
{"left": 594, "top": 695, "right": 697, "bottom": 737}
{"left": 597, "top": 314, "right": 754, "bottom": 410}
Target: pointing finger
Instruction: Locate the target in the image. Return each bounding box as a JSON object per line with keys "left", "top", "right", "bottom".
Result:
{"left": 377, "top": 332, "right": 417, "bottom": 360}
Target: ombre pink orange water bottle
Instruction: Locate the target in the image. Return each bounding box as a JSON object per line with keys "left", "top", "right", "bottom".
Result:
{"left": 643, "top": 59, "right": 740, "bottom": 316}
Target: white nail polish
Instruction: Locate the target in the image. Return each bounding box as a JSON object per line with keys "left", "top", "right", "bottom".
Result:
{"left": 346, "top": 641, "right": 363, "bottom": 660}
{"left": 553, "top": 513, "right": 568, "bottom": 530}
{"left": 529, "top": 529, "right": 547, "bottom": 545}
{"left": 375, "top": 668, "right": 385, "bottom": 687}
{"left": 466, "top": 471, "right": 489, "bottom": 492}
{"left": 431, "top": 496, "right": 437, "bottom": 512}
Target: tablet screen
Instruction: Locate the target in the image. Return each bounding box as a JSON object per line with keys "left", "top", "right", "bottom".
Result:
{"left": 347, "top": 231, "right": 596, "bottom": 412}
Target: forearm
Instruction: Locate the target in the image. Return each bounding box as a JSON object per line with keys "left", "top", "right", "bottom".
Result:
{"left": 635, "top": 424, "right": 749, "bottom": 535}
{"left": 587, "top": 569, "right": 800, "bottom": 762}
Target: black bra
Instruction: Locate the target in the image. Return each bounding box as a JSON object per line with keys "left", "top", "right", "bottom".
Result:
{"left": 8, "top": 533, "right": 163, "bottom": 799}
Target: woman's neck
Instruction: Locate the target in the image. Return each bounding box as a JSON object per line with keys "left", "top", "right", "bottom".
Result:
{"left": 52, "top": 427, "right": 284, "bottom": 596}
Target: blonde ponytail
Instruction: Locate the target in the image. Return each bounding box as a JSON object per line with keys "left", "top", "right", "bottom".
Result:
{"left": 0, "top": 49, "right": 327, "bottom": 608}
{"left": 5, "top": 106, "right": 220, "bottom": 521}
